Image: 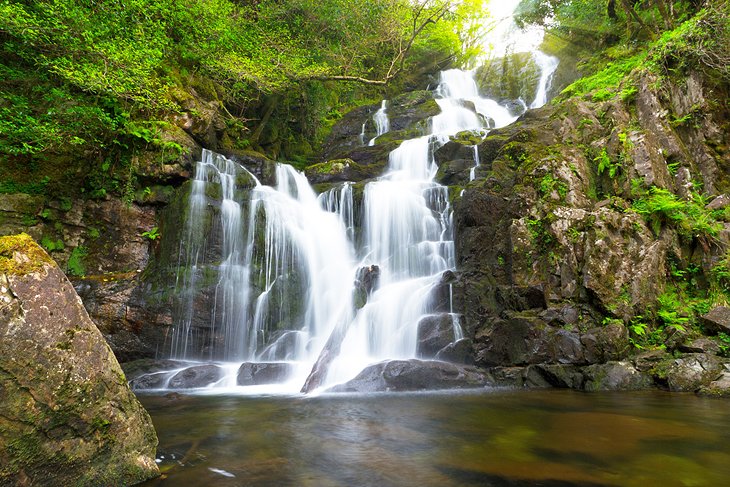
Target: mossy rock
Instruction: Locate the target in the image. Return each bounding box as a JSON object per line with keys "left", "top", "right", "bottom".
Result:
{"left": 0, "top": 236, "right": 159, "bottom": 485}
{"left": 0, "top": 233, "right": 54, "bottom": 275}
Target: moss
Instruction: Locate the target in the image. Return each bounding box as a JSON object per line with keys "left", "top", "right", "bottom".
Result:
{"left": 309, "top": 159, "right": 354, "bottom": 175}
{"left": 66, "top": 246, "right": 88, "bottom": 276}
{"left": 0, "top": 233, "right": 54, "bottom": 275}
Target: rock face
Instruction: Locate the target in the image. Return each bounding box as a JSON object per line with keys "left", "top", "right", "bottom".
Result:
{"left": 327, "top": 359, "right": 494, "bottom": 393}
{"left": 0, "top": 234, "right": 159, "bottom": 485}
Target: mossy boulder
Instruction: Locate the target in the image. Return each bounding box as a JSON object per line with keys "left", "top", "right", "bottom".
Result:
{"left": 0, "top": 234, "right": 159, "bottom": 485}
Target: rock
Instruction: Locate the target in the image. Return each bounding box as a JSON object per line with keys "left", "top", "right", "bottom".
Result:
{"left": 353, "top": 265, "right": 381, "bottom": 309}
{"left": 581, "top": 322, "right": 630, "bottom": 363}
{"left": 475, "top": 312, "right": 587, "bottom": 367}
{"left": 435, "top": 338, "right": 475, "bottom": 365}
{"left": 529, "top": 364, "right": 585, "bottom": 389}
{"left": 237, "top": 362, "right": 293, "bottom": 385}
{"left": 327, "top": 359, "right": 494, "bottom": 393}
{"left": 655, "top": 353, "right": 725, "bottom": 392}
{"left": 168, "top": 364, "right": 224, "bottom": 389}
{"left": 0, "top": 234, "right": 159, "bottom": 485}
{"left": 258, "top": 331, "right": 304, "bottom": 361}
{"left": 582, "top": 362, "right": 654, "bottom": 391}
{"left": 417, "top": 313, "right": 457, "bottom": 358}
{"left": 305, "top": 158, "right": 384, "bottom": 185}
{"left": 122, "top": 358, "right": 189, "bottom": 381}
{"left": 698, "top": 369, "right": 730, "bottom": 397}
{"left": 474, "top": 52, "right": 542, "bottom": 104}
{"left": 701, "top": 307, "right": 730, "bottom": 335}
{"left": 678, "top": 338, "right": 721, "bottom": 354}
{"left": 706, "top": 194, "right": 730, "bottom": 210}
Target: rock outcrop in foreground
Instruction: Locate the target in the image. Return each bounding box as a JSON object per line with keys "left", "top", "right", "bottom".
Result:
{"left": 0, "top": 234, "right": 159, "bottom": 486}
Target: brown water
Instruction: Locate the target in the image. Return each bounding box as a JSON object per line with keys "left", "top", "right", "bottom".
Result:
{"left": 139, "top": 389, "right": 730, "bottom": 487}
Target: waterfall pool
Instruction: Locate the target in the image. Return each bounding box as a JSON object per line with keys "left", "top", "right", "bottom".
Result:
{"left": 139, "top": 389, "right": 730, "bottom": 486}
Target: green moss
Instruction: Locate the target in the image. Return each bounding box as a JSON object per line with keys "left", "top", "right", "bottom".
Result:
{"left": 67, "top": 246, "right": 88, "bottom": 276}
{"left": 0, "top": 233, "right": 54, "bottom": 275}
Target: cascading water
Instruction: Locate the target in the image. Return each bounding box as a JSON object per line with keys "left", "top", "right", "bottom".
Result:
{"left": 159, "top": 3, "right": 559, "bottom": 394}
{"left": 368, "top": 100, "right": 390, "bottom": 146}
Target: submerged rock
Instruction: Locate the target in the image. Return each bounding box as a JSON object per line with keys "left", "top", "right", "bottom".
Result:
{"left": 0, "top": 234, "right": 159, "bottom": 485}
{"left": 327, "top": 359, "right": 494, "bottom": 393}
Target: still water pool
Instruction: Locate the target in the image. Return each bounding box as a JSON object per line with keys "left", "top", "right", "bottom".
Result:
{"left": 139, "top": 389, "right": 730, "bottom": 486}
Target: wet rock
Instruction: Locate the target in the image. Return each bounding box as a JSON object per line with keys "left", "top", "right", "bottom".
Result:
{"left": 168, "top": 364, "right": 225, "bottom": 389}
{"left": 434, "top": 140, "right": 479, "bottom": 166}
{"left": 122, "top": 358, "right": 188, "bottom": 381}
{"left": 353, "top": 264, "right": 381, "bottom": 308}
{"left": 435, "top": 158, "right": 474, "bottom": 185}
{"left": 701, "top": 306, "right": 730, "bottom": 335}
{"left": 258, "top": 331, "right": 303, "bottom": 361}
{"left": 582, "top": 362, "right": 654, "bottom": 391}
{"left": 320, "top": 91, "right": 439, "bottom": 162}
{"left": 656, "top": 353, "right": 725, "bottom": 392}
{"left": 0, "top": 234, "right": 159, "bottom": 485}
{"left": 327, "top": 359, "right": 494, "bottom": 392}
{"left": 237, "top": 362, "right": 293, "bottom": 385}
{"left": 417, "top": 313, "right": 458, "bottom": 358}
{"left": 435, "top": 338, "right": 475, "bottom": 365}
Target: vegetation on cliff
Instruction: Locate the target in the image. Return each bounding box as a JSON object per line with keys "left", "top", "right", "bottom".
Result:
{"left": 485, "top": 0, "right": 730, "bottom": 353}
{"left": 0, "top": 0, "right": 480, "bottom": 199}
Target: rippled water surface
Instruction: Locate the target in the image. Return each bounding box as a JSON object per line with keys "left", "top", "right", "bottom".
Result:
{"left": 140, "top": 390, "right": 730, "bottom": 486}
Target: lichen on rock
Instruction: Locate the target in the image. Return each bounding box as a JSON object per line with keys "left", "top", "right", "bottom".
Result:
{"left": 0, "top": 234, "right": 159, "bottom": 485}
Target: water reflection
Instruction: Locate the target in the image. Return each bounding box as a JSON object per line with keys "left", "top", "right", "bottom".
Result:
{"left": 140, "top": 390, "right": 730, "bottom": 486}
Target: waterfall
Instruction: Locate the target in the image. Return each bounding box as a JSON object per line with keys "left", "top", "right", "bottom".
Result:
{"left": 368, "top": 100, "right": 390, "bottom": 146}
{"left": 530, "top": 51, "right": 559, "bottom": 108}
{"left": 164, "top": 5, "right": 560, "bottom": 393}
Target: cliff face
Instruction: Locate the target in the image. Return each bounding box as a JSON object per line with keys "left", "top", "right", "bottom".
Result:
{"left": 445, "top": 66, "right": 730, "bottom": 391}
{"left": 0, "top": 234, "right": 159, "bottom": 485}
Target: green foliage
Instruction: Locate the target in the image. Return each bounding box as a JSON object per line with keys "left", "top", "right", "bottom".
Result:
{"left": 594, "top": 148, "right": 620, "bottom": 178}
{"left": 141, "top": 227, "right": 160, "bottom": 241}
{"left": 539, "top": 174, "right": 567, "bottom": 199}
{"left": 632, "top": 187, "right": 721, "bottom": 241}
{"left": 66, "top": 246, "right": 88, "bottom": 276}
{"left": 526, "top": 216, "right": 555, "bottom": 252}
{"left": 560, "top": 54, "right": 646, "bottom": 100}
{"left": 40, "top": 237, "right": 64, "bottom": 252}
{"left": 717, "top": 332, "right": 730, "bottom": 357}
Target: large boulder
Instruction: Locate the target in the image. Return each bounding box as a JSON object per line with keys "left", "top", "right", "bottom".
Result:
{"left": 0, "top": 234, "right": 159, "bottom": 485}
{"left": 327, "top": 359, "right": 494, "bottom": 393}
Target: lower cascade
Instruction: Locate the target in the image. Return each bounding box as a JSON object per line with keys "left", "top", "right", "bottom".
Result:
{"left": 149, "top": 60, "right": 556, "bottom": 394}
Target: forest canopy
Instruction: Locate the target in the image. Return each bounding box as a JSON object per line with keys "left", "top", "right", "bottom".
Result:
{"left": 0, "top": 0, "right": 484, "bottom": 168}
